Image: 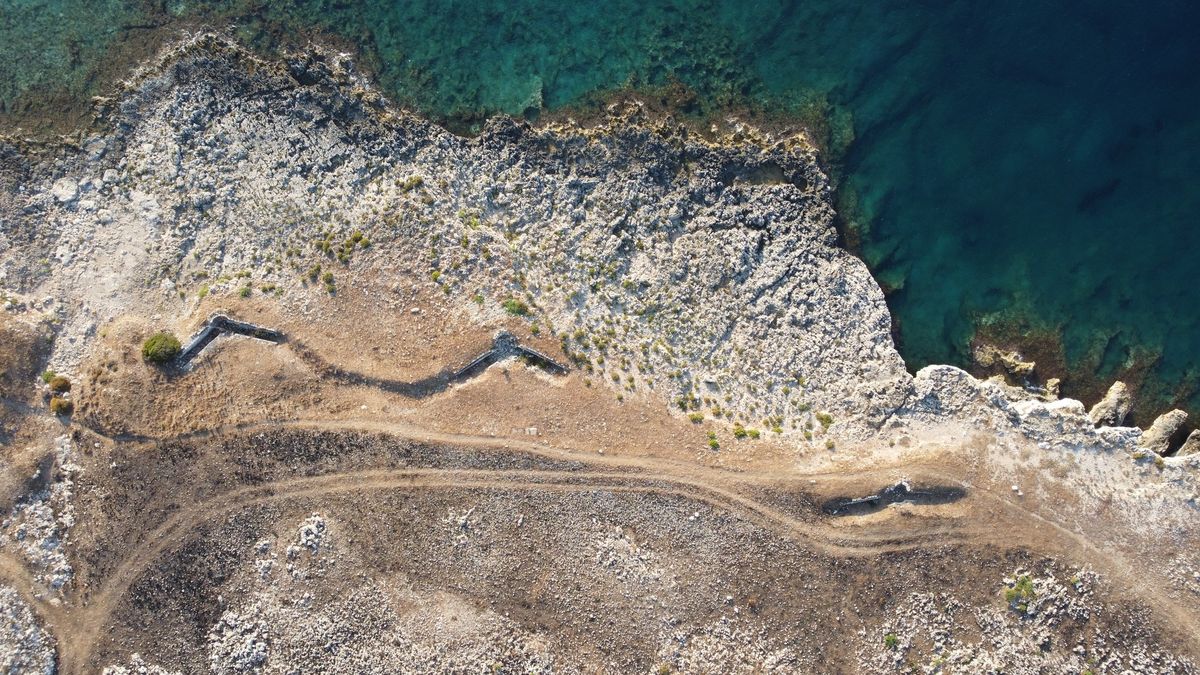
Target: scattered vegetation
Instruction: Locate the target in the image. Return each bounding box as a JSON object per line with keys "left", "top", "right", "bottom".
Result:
{"left": 707, "top": 431, "right": 719, "bottom": 450}
{"left": 142, "top": 332, "right": 182, "bottom": 364}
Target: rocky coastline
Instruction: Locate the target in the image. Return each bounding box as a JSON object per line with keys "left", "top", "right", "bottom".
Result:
{"left": 0, "top": 34, "right": 1193, "bottom": 465}
{"left": 0, "top": 33, "right": 1198, "bottom": 672}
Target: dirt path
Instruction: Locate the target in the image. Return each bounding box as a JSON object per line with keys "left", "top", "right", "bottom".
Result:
{"left": 61, "top": 463, "right": 977, "bottom": 674}
{"left": 20, "top": 419, "right": 1200, "bottom": 672}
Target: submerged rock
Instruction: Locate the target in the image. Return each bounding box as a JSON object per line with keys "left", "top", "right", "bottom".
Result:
{"left": 1140, "top": 409, "right": 1187, "bottom": 455}
{"left": 1089, "top": 381, "right": 1132, "bottom": 427}
{"left": 973, "top": 343, "right": 1036, "bottom": 380}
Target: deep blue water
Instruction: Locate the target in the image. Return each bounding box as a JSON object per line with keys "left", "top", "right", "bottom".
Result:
{"left": 4, "top": 0, "right": 1200, "bottom": 418}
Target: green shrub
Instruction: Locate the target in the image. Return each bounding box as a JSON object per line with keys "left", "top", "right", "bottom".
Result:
{"left": 816, "top": 412, "right": 834, "bottom": 429}
{"left": 1004, "top": 575, "right": 1037, "bottom": 611}
{"left": 40, "top": 370, "right": 56, "bottom": 384}
{"left": 142, "top": 332, "right": 182, "bottom": 364}
{"left": 733, "top": 423, "right": 748, "bottom": 439}
{"left": 49, "top": 396, "right": 73, "bottom": 416}
{"left": 502, "top": 298, "right": 529, "bottom": 316}
{"left": 747, "top": 428, "right": 761, "bottom": 440}
{"left": 400, "top": 175, "right": 424, "bottom": 192}
{"left": 688, "top": 412, "right": 705, "bottom": 423}
{"left": 884, "top": 633, "right": 899, "bottom": 650}
{"left": 238, "top": 286, "right": 251, "bottom": 298}
{"left": 48, "top": 376, "right": 71, "bottom": 393}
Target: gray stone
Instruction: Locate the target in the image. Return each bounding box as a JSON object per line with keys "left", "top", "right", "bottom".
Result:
{"left": 1175, "top": 429, "right": 1200, "bottom": 457}
{"left": 1141, "top": 409, "right": 1187, "bottom": 455}
{"left": 1088, "top": 381, "right": 1132, "bottom": 427}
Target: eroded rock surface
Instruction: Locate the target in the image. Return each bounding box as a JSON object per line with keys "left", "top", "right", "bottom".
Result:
{"left": 1142, "top": 409, "right": 1188, "bottom": 454}
{"left": 1089, "top": 381, "right": 1132, "bottom": 426}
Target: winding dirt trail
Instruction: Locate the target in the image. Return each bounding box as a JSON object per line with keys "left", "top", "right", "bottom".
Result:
{"left": 57, "top": 462, "right": 973, "bottom": 673}
{"left": 3, "top": 414, "right": 1194, "bottom": 672}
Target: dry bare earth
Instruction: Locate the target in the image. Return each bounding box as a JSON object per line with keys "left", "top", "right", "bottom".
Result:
{"left": 19, "top": 426, "right": 1197, "bottom": 674}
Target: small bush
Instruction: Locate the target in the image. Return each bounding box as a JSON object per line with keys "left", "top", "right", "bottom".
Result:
{"left": 816, "top": 412, "right": 834, "bottom": 429}
{"left": 49, "top": 396, "right": 73, "bottom": 416}
{"left": 502, "top": 298, "right": 529, "bottom": 316}
{"left": 48, "top": 376, "right": 71, "bottom": 393}
{"left": 142, "top": 332, "right": 182, "bottom": 364}
{"left": 747, "top": 428, "right": 761, "bottom": 440}
{"left": 688, "top": 412, "right": 705, "bottom": 423}
{"left": 733, "top": 423, "right": 748, "bottom": 439}
{"left": 40, "top": 370, "right": 56, "bottom": 384}
{"left": 238, "top": 286, "right": 251, "bottom": 298}
{"left": 1004, "top": 574, "right": 1037, "bottom": 611}
{"left": 884, "top": 633, "right": 899, "bottom": 650}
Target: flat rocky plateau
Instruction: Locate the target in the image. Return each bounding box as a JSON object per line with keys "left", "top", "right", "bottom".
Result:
{"left": 0, "top": 33, "right": 1197, "bottom": 674}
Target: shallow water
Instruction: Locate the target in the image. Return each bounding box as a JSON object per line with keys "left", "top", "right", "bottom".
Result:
{"left": 4, "top": 0, "right": 1199, "bottom": 420}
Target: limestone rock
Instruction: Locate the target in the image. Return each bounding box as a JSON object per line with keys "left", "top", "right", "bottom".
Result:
{"left": 973, "top": 343, "right": 1035, "bottom": 379}
{"left": 1044, "top": 377, "right": 1061, "bottom": 400}
{"left": 1141, "top": 409, "right": 1187, "bottom": 455}
{"left": 1089, "top": 381, "right": 1132, "bottom": 427}
{"left": 1175, "top": 429, "right": 1200, "bottom": 457}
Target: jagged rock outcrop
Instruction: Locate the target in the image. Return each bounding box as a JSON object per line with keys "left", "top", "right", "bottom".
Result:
{"left": 1089, "top": 381, "right": 1132, "bottom": 427}
{"left": 973, "top": 343, "right": 1035, "bottom": 380}
{"left": 1140, "top": 409, "right": 1187, "bottom": 455}
{"left": 1173, "top": 429, "right": 1200, "bottom": 457}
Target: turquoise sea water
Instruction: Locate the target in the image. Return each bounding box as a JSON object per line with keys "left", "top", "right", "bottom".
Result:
{"left": 4, "top": 0, "right": 1199, "bottom": 421}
